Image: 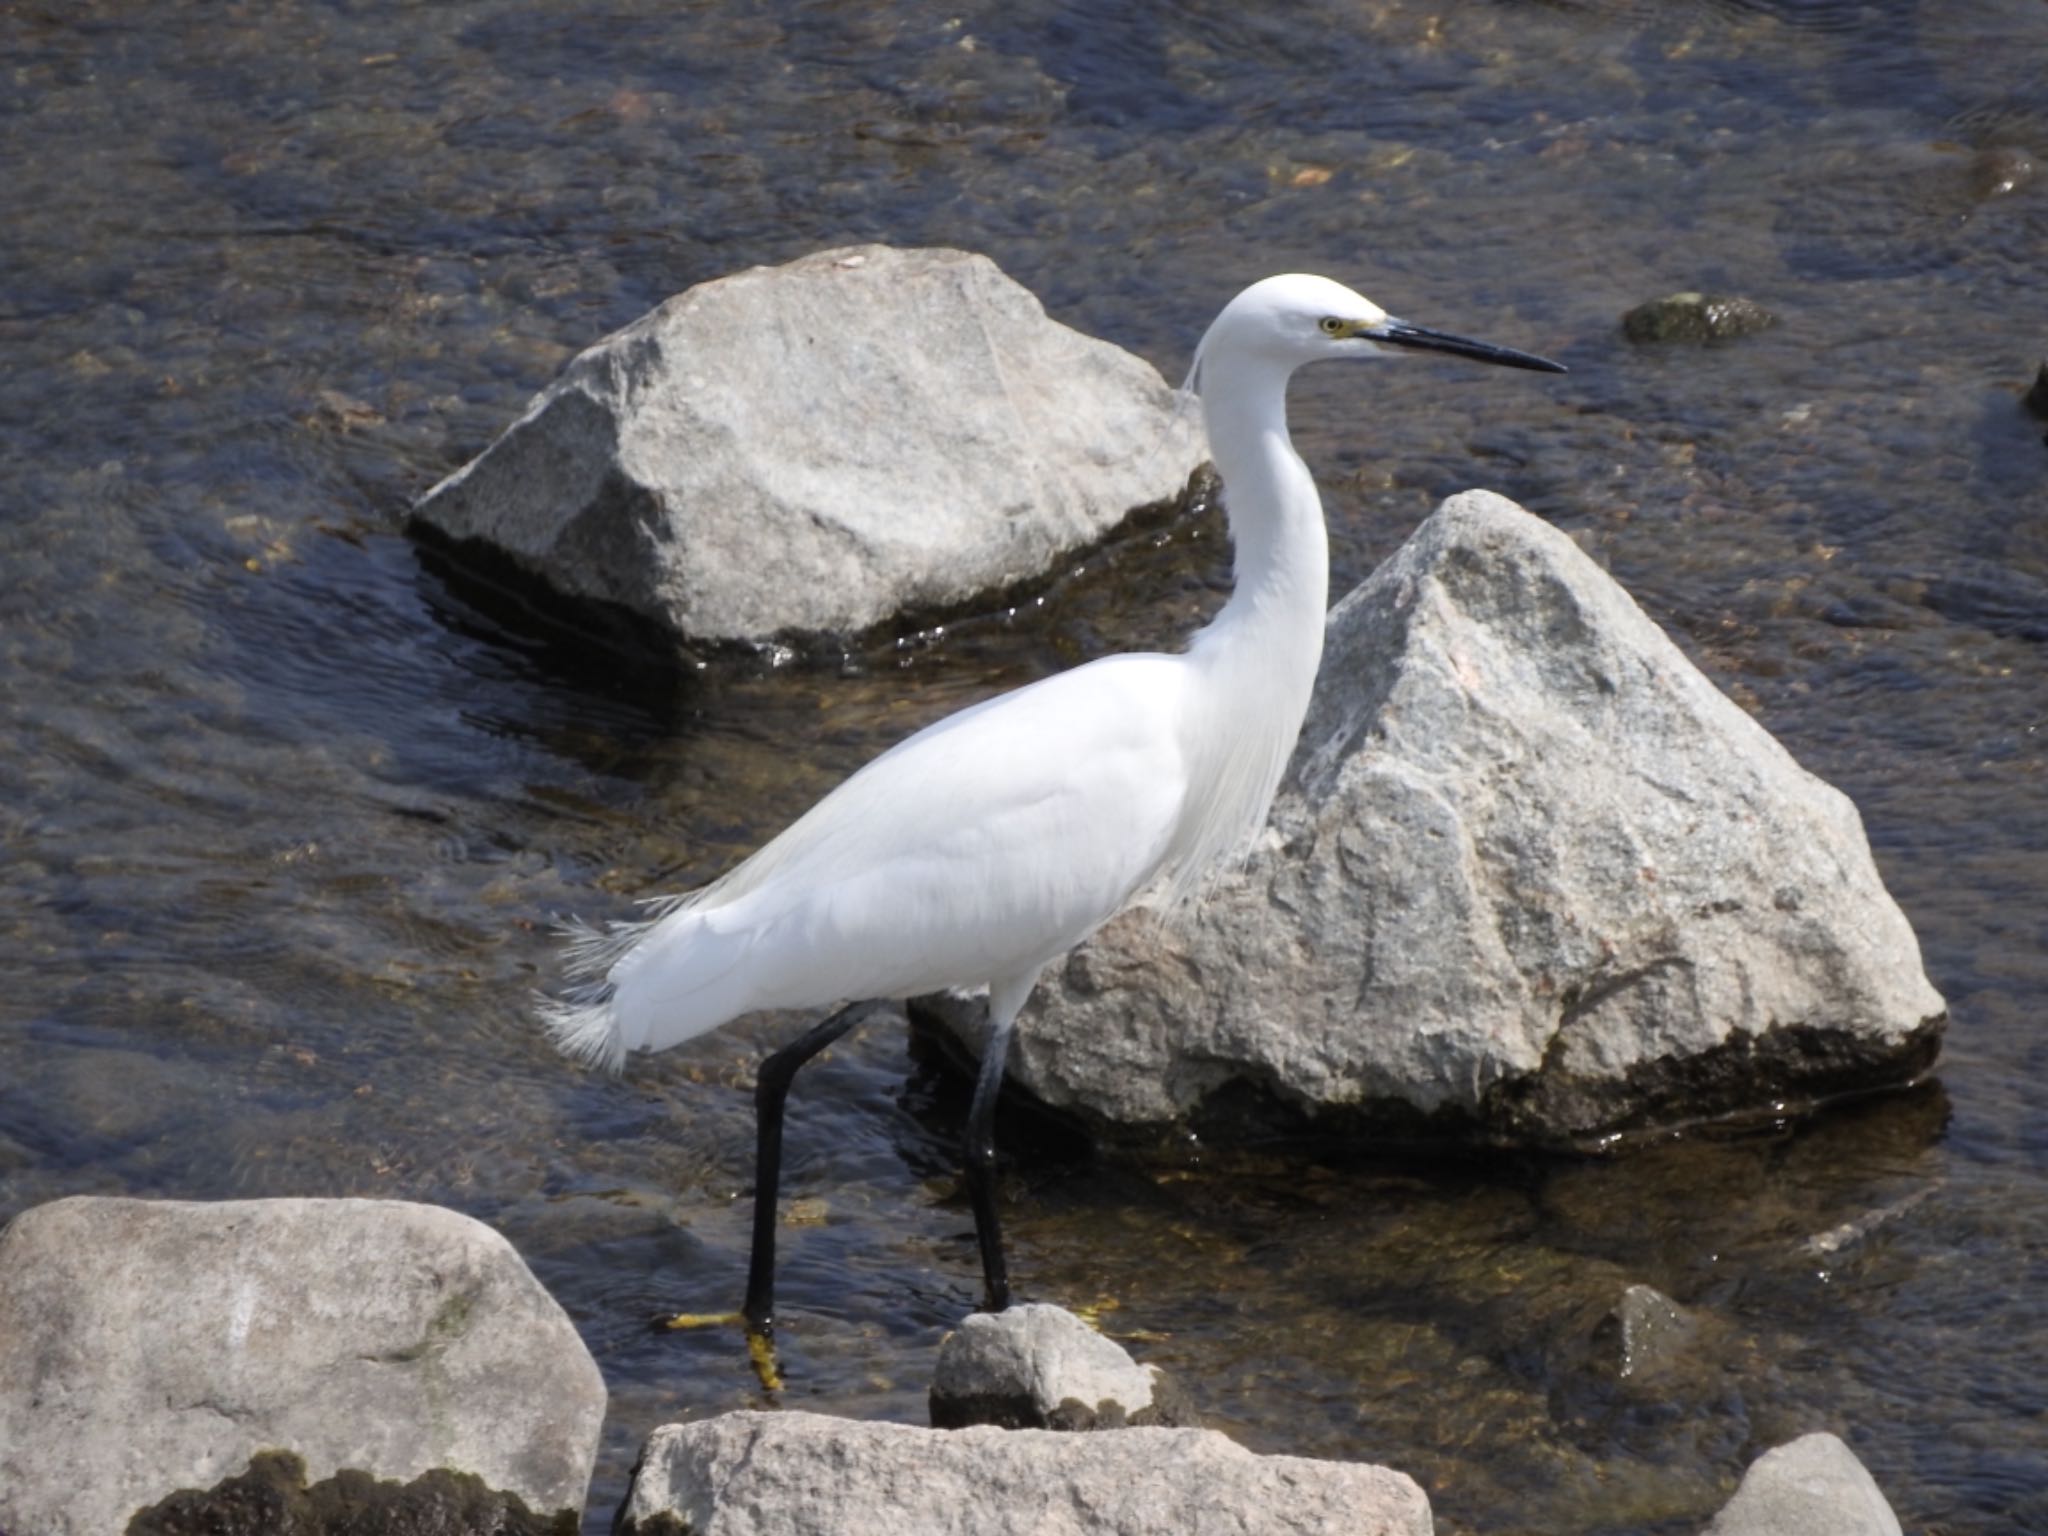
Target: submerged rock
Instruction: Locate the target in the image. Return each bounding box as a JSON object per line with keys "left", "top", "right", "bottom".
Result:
{"left": 412, "top": 244, "right": 1204, "bottom": 646}
{"left": 917, "top": 491, "right": 1945, "bottom": 1146}
{"left": 1594, "top": 1283, "right": 1698, "bottom": 1382}
{"left": 1800, "top": 1185, "right": 1938, "bottom": 1261}
{"left": 1702, "top": 1433, "right": 1903, "bottom": 1536}
{"left": 0, "top": 1196, "right": 605, "bottom": 1536}
{"left": 930, "top": 1302, "right": 1194, "bottom": 1430}
{"left": 617, "top": 1411, "right": 1431, "bottom": 1536}
{"left": 1622, "top": 292, "right": 1778, "bottom": 344}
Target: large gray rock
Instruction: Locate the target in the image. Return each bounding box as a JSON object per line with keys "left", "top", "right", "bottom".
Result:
{"left": 1702, "top": 1433, "right": 1903, "bottom": 1536}
{"left": 618, "top": 1410, "right": 1432, "bottom": 1536}
{"left": 930, "top": 1302, "right": 1193, "bottom": 1430}
{"left": 0, "top": 1196, "right": 606, "bottom": 1535}
{"left": 413, "top": 244, "right": 1204, "bottom": 644}
{"left": 919, "top": 491, "right": 1945, "bottom": 1145}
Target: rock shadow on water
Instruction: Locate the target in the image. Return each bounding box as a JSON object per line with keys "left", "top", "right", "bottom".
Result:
{"left": 408, "top": 465, "right": 1213, "bottom": 680}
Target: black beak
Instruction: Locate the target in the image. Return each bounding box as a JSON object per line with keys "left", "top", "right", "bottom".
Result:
{"left": 1366, "top": 318, "right": 1567, "bottom": 374}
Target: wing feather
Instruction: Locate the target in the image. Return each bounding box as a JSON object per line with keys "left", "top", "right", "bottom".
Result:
{"left": 556, "top": 651, "right": 1193, "bottom": 1062}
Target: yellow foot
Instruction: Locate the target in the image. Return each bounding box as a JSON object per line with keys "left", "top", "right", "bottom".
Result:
{"left": 657, "top": 1310, "right": 784, "bottom": 1392}
{"left": 1071, "top": 1295, "right": 1167, "bottom": 1344}
{"left": 661, "top": 1310, "right": 745, "bottom": 1331}
{"left": 1070, "top": 1296, "right": 1120, "bottom": 1330}
{"left": 744, "top": 1328, "right": 784, "bottom": 1393}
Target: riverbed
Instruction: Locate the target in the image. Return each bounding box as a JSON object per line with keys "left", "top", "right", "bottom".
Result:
{"left": 3, "top": 3, "right": 2044, "bottom": 1531}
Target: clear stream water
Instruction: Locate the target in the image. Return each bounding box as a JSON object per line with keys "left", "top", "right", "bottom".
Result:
{"left": 3, "top": 3, "right": 2046, "bottom": 1532}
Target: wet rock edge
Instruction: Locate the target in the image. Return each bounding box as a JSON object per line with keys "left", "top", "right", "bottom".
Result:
{"left": 908, "top": 994, "right": 1947, "bottom": 1154}
{"left": 928, "top": 1379, "right": 1200, "bottom": 1433}
{"left": 405, "top": 466, "right": 1213, "bottom": 667}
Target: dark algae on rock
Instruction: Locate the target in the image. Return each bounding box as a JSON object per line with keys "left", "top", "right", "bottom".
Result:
{"left": 125, "top": 1450, "right": 577, "bottom": 1536}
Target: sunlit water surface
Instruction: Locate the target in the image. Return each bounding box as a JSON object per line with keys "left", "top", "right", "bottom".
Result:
{"left": 3, "top": 3, "right": 2046, "bottom": 1532}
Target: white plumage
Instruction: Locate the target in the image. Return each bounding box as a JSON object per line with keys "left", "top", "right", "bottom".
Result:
{"left": 541, "top": 276, "right": 1373, "bottom": 1065}
{"left": 545, "top": 651, "right": 1194, "bottom": 1067}
{"left": 536, "top": 272, "right": 1562, "bottom": 1326}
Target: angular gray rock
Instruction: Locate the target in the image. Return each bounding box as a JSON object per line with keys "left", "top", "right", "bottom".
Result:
{"left": 618, "top": 1411, "right": 1432, "bottom": 1536}
{"left": 1702, "top": 1433, "right": 1903, "bottom": 1536}
{"left": 413, "top": 244, "right": 1205, "bottom": 644}
{"left": 1595, "top": 1283, "right": 1698, "bottom": 1382}
{"left": 0, "top": 1196, "right": 606, "bottom": 1536}
{"left": 930, "top": 1302, "right": 1193, "bottom": 1430}
{"left": 918, "top": 491, "right": 1945, "bottom": 1145}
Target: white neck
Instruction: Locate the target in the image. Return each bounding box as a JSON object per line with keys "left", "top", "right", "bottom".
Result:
{"left": 1198, "top": 355, "right": 1331, "bottom": 651}
{"left": 1156, "top": 353, "right": 1330, "bottom": 903}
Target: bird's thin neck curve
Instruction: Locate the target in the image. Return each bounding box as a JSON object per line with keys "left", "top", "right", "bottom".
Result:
{"left": 1147, "top": 343, "right": 1332, "bottom": 906}
{"left": 1197, "top": 353, "right": 1329, "bottom": 643}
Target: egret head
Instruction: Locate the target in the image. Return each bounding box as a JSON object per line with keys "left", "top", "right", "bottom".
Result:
{"left": 1192, "top": 273, "right": 1565, "bottom": 388}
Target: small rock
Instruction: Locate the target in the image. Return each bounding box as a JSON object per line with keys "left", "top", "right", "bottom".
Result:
{"left": 1593, "top": 1283, "right": 1698, "bottom": 1381}
{"left": 308, "top": 387, "right": 383, "bottom": 432}
{"left": 0, "top": 1196, "right": 605, "bottom": 1536}
{"left": 1623, "top": 292, "right": 1778, "bottom": 344}
{"left": 412, "top": 245, "right": 1205, "bottom": 646}
{"left": 930, "top": 1302, "right": 1195, "bottom": 1430}
{"left": 618, "top": 1410, "right": 1432, "bottom": 1536}
{"left": 1702, "top": 1432, "right": 1903, "bottom": 1536}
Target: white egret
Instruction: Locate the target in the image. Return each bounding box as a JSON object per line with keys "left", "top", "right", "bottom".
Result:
{"left": 541, "top": 273, "right": 1565, "bottom": 1340}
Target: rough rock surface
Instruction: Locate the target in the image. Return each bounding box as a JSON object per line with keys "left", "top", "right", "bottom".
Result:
{"left": 918, "top": 491, "right": 1945, "bottom": 1146}
{"left": 1702, "top": 1433, "right": 1903, "bottom": 1536}
{"left": 0, "top": 1196, "right": 606, "bottom": 1536}
{"left": 930, "top": 1302, "right": 1194, "bottom": 1430}
{"left": 412, "top": 244, "right": 1205, "bottom": 644}
{"left": 618, "top": 1410, "right": 1432, "bottom": 1536}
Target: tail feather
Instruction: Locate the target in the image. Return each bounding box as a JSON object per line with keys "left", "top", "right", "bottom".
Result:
{"left": 536, "top": 894, "right": 754, "bottom": 1070}
{"left": 535, "top": 908, "right": 675, "bottom": 1073}
{"left": 537, "top": 984, "right": 627, "bottom": 1073}
{"left": 557, "top": 900, "right": 684, "bottom": 981}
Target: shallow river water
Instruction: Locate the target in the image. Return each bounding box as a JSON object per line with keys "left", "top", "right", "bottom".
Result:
{"left": 4, "top": 2, "right": 2046, "bottom": 1532}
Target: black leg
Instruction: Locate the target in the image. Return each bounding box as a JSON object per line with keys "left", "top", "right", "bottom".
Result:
{"left": 743, "top": 1000, "right": 880, "bottom": 1336}
{"left": 963, "top": 1012, "right": 1018, "bottom": 1312}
